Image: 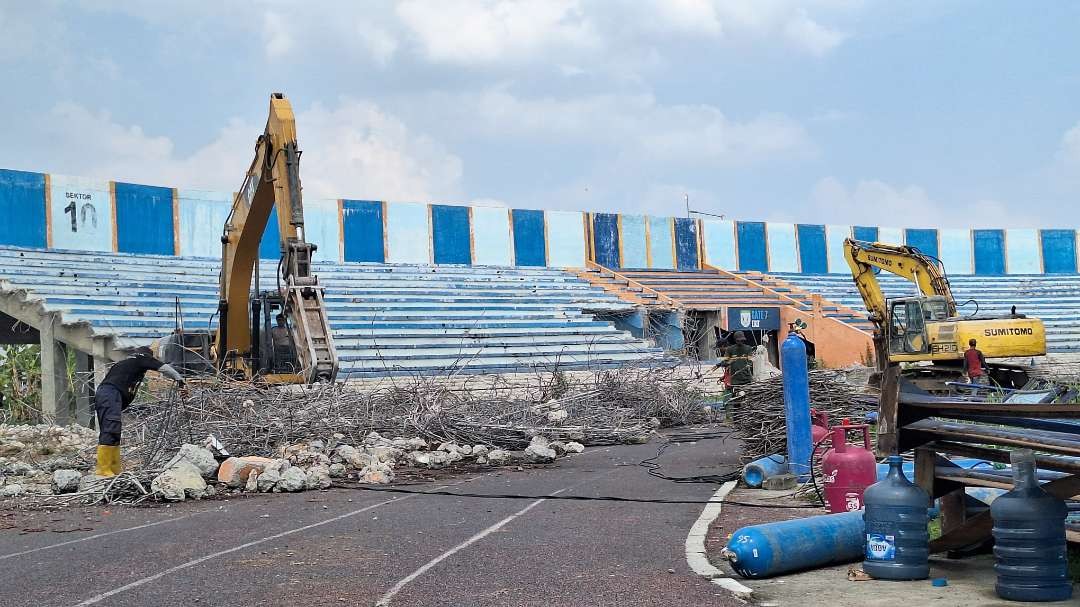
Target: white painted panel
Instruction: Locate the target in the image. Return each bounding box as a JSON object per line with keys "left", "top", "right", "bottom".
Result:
{"left": 1006, "top": 229, "right": 1041, "bottom": 274}
{"left": 305, "top": 198, "right": 341, "bottom": 262}
{"left": 826, "top": 225, "right": 850, "bottom": 274}
{"left": 702, "top": 220, "right": 736, "bottom": 269}
{"left": 177, "top": 189, "right": 231, "bottom": 258}
{"left": 385, "top": 202, "right": 430, "bottom": 264}
{"left": 471, "top": 206, "right": 513, "bottom": 266}
{"left": 938, "top": 228, "right": 972, "bottom": 275}
{"left": 49, "top": 174, "right": 114, "bottom": 252}
{"left": 546, "top": 211, "right": 586, "bottom": 267}
{"left": 766, "top": 223, "right": 798, "bottom": 273}
{"left": 878, "top": 227, "right": 904, "bottom": 246}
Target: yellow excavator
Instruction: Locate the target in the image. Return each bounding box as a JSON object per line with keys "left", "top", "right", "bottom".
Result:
{"left": 844, "top": 238, "right": 1045, "bottom": 389}
{"left": 167, "top": 93, "right": 337, "bottom": 384}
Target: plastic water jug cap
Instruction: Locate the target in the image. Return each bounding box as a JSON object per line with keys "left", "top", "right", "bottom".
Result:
{"left": 1010, "top": 449, "right": 1035, "bottom": 466}
{"left": 887, "top": 455, "right": 903, "bottom": 465}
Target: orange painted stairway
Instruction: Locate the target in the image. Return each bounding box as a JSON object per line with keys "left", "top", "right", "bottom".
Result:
{"left": 578, "top": 263, "right": 875, "bottom": 367}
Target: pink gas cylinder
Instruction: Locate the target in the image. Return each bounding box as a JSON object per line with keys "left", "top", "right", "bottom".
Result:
{"left": 821, "top": 424, "right": 876, "bottom": 513}
{"left": 810, "top": 409, "right": 830, "bottom": 445}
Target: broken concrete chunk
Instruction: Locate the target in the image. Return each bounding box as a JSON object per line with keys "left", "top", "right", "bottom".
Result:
{"left": 405, "top": 437, "right": 428, "bottom": 450}
{"left": 328, "top": 463, "right": 347, "bottom": 478}
{"left": 359, "top": 462, "right": 394, "bottom": 484}
{"left": 762, "top": 473, "right": 797, "bottom": 491}
{"left": 564, "top": 442, "right": 585, "bottom": 454}
{"left": 408, "top": 450, "right": 449, "bottom": 469}
{"left": 336, "top": 445, "right": 375, "bottom": 469}
{"left": 529, "top": 435, "right": 550, "bottom": 448}
{"left": 546, "top": 409, "right": 569, "bottom": 423}
{"left": 277, "top": 467, "right": 307, "bottom": 492}
{"left": 366, "top": 446, "right": 403, "bottom": 464}
{"left": 257, "top": 469, "right": 282, "bottom": 493}
{"left": 245, "top": 471, "right": 260, "bottom": 493}
{"left": 166, "top": 444, "right": 219, "bottom": 479}
{"left": 437, "top": 442, "right": 459, "bottom": 453}
{"left": 0, "top": 483, "right": 24, "bottom": 497}
{"left": 217, "top": 456, "right": 275, "bottom": 488}
{"left": 457, "top": 445, "right": 473, "bottom": 456}
{"left": 52, "top": 469, "right": 82, "bottom": 493}
{"left": 475, "top": 455, "right": 488, "bottom": 465}
{"left": 203, "top": 485, "right": 217, "bottom": 498}
{"left": 524, "top": 443, "right": 557, "bottom": 464}
{"left": 485, "top": 449, "right": 516, "bottom": 466}
{"left": 304, "top": 465, "right": 332, "bottom": 490}
{"left": 471, "top": 445, "right": 489, "bottom": 457}
{"left": 548, "top": 442, "right": 567, "bottom": 456}
{"left": 151, "top": 461, "right": 207, "bottom": 502}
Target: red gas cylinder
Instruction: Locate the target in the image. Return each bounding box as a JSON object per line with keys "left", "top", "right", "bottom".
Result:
{"left": 821, "top": 424, "right": 877, "bottom": 513}
{"left": 810, "top": 409, "right": 830, "bottom": 445}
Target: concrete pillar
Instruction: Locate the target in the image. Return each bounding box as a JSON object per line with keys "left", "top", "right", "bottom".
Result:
{"left": 75, "top": 351, "right": 94, "bottom": 427}
{"left": 40, "top": 317, "right": 74, "bottom": 425}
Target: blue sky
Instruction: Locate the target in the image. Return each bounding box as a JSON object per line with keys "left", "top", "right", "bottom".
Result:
{"left": 2, "top": 1, "right": 1078, "bottom": 228}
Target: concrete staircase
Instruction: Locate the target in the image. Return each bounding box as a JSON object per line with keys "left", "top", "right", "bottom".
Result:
{"left": 0, "top": 247, "right": 670, "bottom": 378}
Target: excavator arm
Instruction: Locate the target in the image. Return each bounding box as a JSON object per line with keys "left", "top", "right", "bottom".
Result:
{"left": 215, "top": 93, "right": 337, "bottom": 383}
{"left": 843, "top": 238, "right": 957, "bottom": 324}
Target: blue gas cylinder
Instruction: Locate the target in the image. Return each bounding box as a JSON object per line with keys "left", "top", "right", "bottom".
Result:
{"left": 862, "top": 455, "right": 930, "bottom": 580}
{"left": 721, "top": 511, "right": 864, "bottom": 578}
{"left": 780, "top": 333, "right": 812, "bottom": 480}
{"left": 742, "top": 454, "right": 788, "bottom": 488}
{"left": 991, "top": 449, "right": 1072, "bottom": 602}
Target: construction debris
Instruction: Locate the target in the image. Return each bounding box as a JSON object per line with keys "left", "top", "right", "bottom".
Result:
{"left": 727, "top": 370, "right": 875, "bottom": 464}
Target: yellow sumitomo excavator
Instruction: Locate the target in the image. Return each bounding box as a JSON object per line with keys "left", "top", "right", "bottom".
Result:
{"left": 211, "top": 93, "right": 337, "bottom": 384}
{"left": 844, "top": 238, "right": 1045, "bottom": 389}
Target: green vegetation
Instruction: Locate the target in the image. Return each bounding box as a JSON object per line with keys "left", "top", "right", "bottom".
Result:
{"left": 0, "top": 345, "right": 43, "bottom": 423}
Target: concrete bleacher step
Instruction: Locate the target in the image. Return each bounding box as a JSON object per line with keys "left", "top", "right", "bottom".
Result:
{"left": 0, "top": 246, "right": 672, "bottom": 377}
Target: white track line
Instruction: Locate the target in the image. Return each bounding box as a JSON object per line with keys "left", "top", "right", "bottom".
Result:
{"left": 71, "top": 494, "right": 412, "bottom": 606}
{"left": 684, "top": 481, "right": 753, "bottom": 598}
{"left": 0, "top": 512, "right": 201, "bottom": 561}
{"left": 374, "top": 487, "right": 570, "bottom": 606}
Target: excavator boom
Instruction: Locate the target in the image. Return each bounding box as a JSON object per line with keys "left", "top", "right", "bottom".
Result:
{"left": 215, "top": 93, "right": 337, "bottom": 383}
{"left": 843, "top": 239, "right": 956, "bottom": 321}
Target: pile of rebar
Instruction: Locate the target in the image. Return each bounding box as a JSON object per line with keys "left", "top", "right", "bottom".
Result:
{"left": 122, "top": 366, "right": 713, "bottom": 468}
{"left": 726, "top": 370, "right": 876, "bottom": 463}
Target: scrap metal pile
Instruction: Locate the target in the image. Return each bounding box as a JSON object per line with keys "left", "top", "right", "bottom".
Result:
{"left": 727, "top": 370, "right": 876, "bottom": 464}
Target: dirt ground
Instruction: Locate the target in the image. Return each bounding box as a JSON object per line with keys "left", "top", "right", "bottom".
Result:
{"left": 707, "top": 486, "right": 1079, "bottom": 607}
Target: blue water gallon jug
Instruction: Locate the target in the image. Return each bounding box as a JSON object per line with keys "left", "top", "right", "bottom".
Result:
{"left": 991, "top": 449, "right": 1072, "bottom": 602}
{"left": 862, "top": 455, "right": 930, "bottom": 580}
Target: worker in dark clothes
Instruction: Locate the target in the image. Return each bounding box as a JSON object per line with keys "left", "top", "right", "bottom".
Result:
{"left": 94, "top": 346, "right": 185, "bottom": 476}
{"left": 270, "top": 314, "right": 297, "bottom": 372}
{"left": 718, "top": 331, "right": 755, "bottom": 387}
{"left": 965, "top": 338, "right": 988, "bottom": 386}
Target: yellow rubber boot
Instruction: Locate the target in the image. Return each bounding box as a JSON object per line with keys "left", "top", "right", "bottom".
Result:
{"left": 95, "top": 445, "right": 121, "bottom": 477}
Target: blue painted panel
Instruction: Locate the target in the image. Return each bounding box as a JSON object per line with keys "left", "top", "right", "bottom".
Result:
{"left": 905, "top": 228, "right": 939, "bottom": 259}
{"left": 259, "top": 205, "right": 281, "bottom": 260}
{"left": 386, "top": 202, "right": 430, "bottom": 263}
{"left": 592, "top": 213, "right": 620, "bottom": 268}
{"left": 547, "top": 211, "right": 586, "bottom": 267}
{"left": 826, "top": 225, "right": 850, "bottom": 273}
{"left": 852, "top": 226, "right": 878, "bottom": 243}
{"left": 342, "top": 199, "right": 384, "bottom": 262}
{"left": 973, "top": 229, "right": 1005, "bottom": 275}
{"left": 511, "top": 209, "right": 546, "bottom": 266}
{"left": 938, "top": 228, "right": 972, "bottom": 274}
{"left": 736, "top": 221, "right": 767, "bottom": 272}
{"left": 114, "top": 182, "right": 174, "bottom": 255}
{"left": 177, "top": 190, "right": 230, "bottom": 258}
{"left": 431, "top": 204, "right": 471, "bottom": 264}
{"left": 1041, "top": 229, "right": 1077, "bottom": 274}
{"left": 796, "top": 224, "right": 828, "bottom": 274}
{"left": 702, "top": 220, "right": 736, "bottom": 270}
{"left": 49, "top": 175, "right": 113, "bottom": 251}
{"left": 0, "top": 169, "right": 46, "bottom": 247}
{"left": 674, "top": 218, "right": 699, "bottom": 270}
{"left": 1006, "top": 229, "right": 1041, "bottom": 274}
{"left": 767, "top": 223, "right": 798, "bottom": 273}
{"left": 471, "top": 206, "right": 512, "bottom": 266}
{"left": 619, "top": 215, "right": 648, "bottom": 268}
{"left": 649, "top": 216, "right": 674, "bottom": 269}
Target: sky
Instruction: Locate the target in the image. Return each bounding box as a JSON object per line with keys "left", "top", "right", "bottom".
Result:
{"left": 2, "top": 1, "right": 1079, "bottom": 229}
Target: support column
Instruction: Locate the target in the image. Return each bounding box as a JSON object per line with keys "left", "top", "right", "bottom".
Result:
{"left": 75, "top": 351, "right": 95, "bottom": 427}
{"left": 40, "top": 317, "right": 74, "bottom": 425}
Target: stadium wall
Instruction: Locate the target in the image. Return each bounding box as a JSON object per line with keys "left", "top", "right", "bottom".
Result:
{"left": 2, "top": 168, "right": 1076, "bottom": 274}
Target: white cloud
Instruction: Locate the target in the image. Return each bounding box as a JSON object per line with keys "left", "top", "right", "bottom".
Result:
{"left": 783, "top": 9, "right": 847, "bottom": 56}
{"left": 395, "top": 0, "right": 598, "bottom": 64}
{"left": 262, "top": 12, "right": 295, "bottom": 59}
{"left": 34, "top": 99, "right": 464, "bottom": 203}
{"left": 809, "top": 177, "right": 1018, "bottom": 229}
{"left": 1059, "top": 121, "right": 1080, "bottom": 175}
{"left": 427, "top": 90, "right": 814, "bottom": 166}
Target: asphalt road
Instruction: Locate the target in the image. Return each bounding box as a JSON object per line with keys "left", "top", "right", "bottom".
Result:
{"left": 0, "top": 431, "right": 743, "bottom": 607}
